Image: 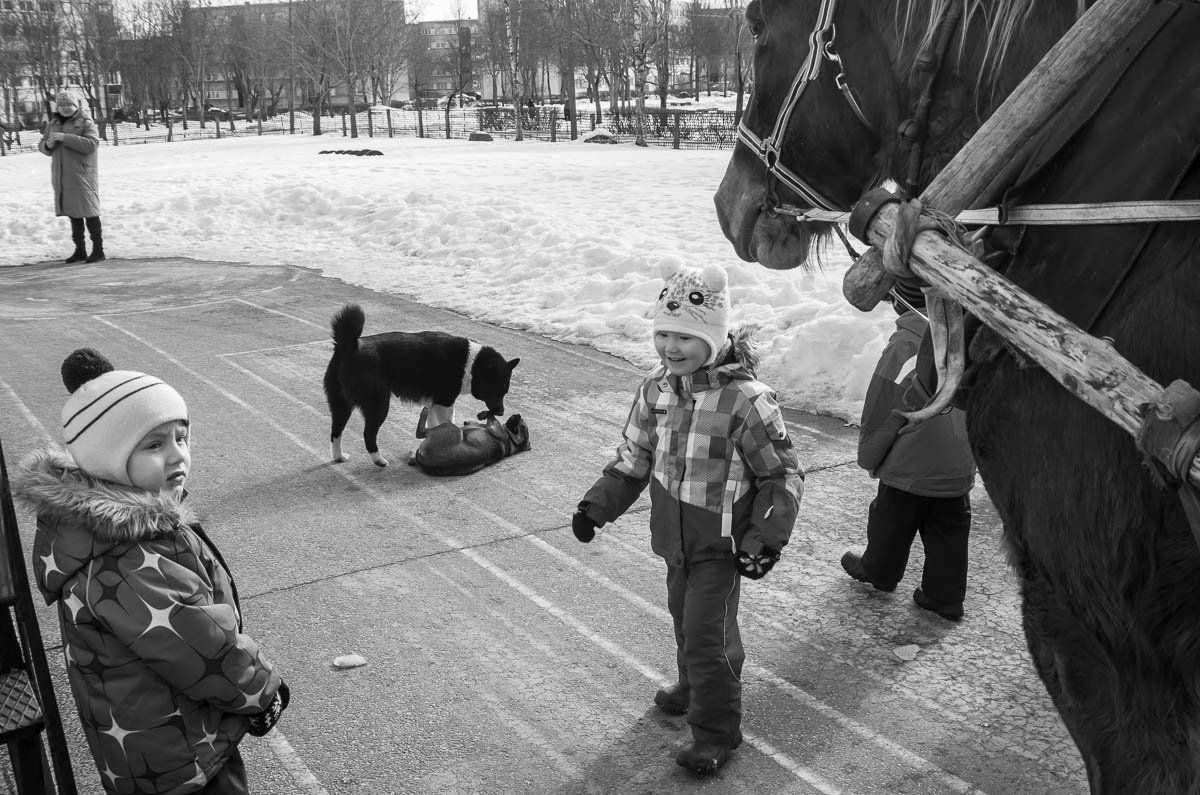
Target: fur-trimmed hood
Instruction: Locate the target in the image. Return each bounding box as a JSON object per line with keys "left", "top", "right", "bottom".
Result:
{"left": 713, "top": 323, "right": 762, "bottom": 378}
{"left": 13, "top": 447, "right": 194, "bottom": 541}
{"left": 13, "top": 447, "right": 195, "bottom": 601}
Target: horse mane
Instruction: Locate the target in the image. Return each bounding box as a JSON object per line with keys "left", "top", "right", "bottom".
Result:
{"left": 897, "top": 0, "right": 1088, "bottom": 88}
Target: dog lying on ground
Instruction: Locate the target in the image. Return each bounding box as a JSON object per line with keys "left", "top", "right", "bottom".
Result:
{"left": 409, "top": 407, "right": 532, "bottom": 476}
{"left": 324, "top": 303, "right": 520, "bottom": 467}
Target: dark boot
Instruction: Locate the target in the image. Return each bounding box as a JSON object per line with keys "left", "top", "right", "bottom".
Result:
{"left": 654, "top": 683, "right": 689, "bottom": 715}
{"left": 913, "top": 587, "right": 964, "bottom": 621}
{"left": 675, "top": 731, "right": 742, "bottom": 774}
{"left": 840, "top": 550, "right": 896, "bottom": 592}
{"left": 66, "top": 218, "right": 86, "bottom": 263}
{"left": 84, "top": 216, "right": 105, "bottom": 262}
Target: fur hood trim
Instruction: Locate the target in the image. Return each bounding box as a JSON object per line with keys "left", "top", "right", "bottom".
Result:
{"left": 714, "top": 323, "right": 762, "bottom": 378}
{"left": 12, "top": 447, "right": 193, "bottom": 543}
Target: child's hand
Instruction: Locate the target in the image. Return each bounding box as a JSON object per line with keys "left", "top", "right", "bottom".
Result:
{"left": 46, "top": 131, "right": 65, "bottom": 143}
{"left": 736, "top": 548, "right": 781, "bottom": 580}
{"left": 572, "top": 503, "right": 598, "bottom": 543}
{"left": 246, "top": 680, "right": 290, "bottom": 736}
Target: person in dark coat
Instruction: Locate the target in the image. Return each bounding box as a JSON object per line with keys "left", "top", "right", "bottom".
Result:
{"left": 840, "top": 281, "right": 976, "bottom": 620}
{"left": 39, "top": 90, "right": 105, "bottom": 263}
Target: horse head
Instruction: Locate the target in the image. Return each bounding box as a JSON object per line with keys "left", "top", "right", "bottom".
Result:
{"left": 715, "top": 0, "right": 1078, "bottom": 271}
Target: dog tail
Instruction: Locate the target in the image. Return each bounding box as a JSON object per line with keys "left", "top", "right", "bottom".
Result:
{"left": 331, "top": 303, "right": 366, "bottom": 353}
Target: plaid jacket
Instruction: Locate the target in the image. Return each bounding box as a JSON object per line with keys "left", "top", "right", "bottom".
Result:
{"left": 582, "top": 359, "right": 803, "bottom": 566}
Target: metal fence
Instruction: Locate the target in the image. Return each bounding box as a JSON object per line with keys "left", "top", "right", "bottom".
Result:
{"left": 0, "top": 105, "right": 742, "bottom": 157}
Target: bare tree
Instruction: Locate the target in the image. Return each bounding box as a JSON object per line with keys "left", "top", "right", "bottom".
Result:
{"left": 623, "top": 0, "right": 666, "bottom": 147}
{"left": 18, "top": 0, "right": 68, "bottom": 118}
{"left": 503, "top": 0, "right": 523, "bottom": 140}
{"left": 62, "top": 0, "right": 120, "bottom": 135}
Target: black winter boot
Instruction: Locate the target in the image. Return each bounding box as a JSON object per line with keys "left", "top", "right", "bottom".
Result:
{"left": 675, "top": 731, "right": 743, "bottom": 774}
{"left": 654, "top": 683, "right": 690, "bottom": 715}
{"left": 84, "top": 216, "right": 105, "bottom": 262}
{"left": 66, "top": 218, "right": 86, "bottom": 263}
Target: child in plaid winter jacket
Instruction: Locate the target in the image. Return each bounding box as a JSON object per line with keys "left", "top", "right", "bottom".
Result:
{"left": 571, "top": 264, "right": 803, "bottom": 774}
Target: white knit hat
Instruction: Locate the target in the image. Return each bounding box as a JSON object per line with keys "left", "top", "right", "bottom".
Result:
{"left": 55, "top": 91, "right": 78, "bottom": 106}
{"left": 652, "top": 264, "right": 731, "bottom": 366}
{"left": 59, "top": 349, "right": 189, "bottom": 486}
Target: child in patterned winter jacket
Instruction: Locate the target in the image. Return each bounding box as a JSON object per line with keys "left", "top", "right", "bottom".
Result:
{"left": 13, "top": 348, "right": 288, "bottom": 795}
{"left": 571, "top": 264, "right": 803, "bottom": 775}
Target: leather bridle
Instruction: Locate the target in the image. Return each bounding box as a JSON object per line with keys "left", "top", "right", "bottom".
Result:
{"left": 736, "top": 0, "right": 873, "bottom": 214}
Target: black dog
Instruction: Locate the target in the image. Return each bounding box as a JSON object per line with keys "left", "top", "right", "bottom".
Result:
{"left": 324, "top": 304, "right": 520, "bottom": 467}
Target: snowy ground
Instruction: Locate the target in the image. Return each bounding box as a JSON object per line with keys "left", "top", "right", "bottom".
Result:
{"left": 1, "top": 125, "right": 898, "bottom": 421}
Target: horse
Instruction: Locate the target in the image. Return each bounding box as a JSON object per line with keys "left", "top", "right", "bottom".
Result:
{"left": 714, "top": 1, "right": 1200, "bottom": 791}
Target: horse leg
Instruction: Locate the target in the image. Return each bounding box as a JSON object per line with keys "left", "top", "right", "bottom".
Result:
{"left": 1016, "top": 567, "right": 1108, "bottom": 792}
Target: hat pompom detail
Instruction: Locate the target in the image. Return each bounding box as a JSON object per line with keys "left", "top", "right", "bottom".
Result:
{"left": 62, "top": 348, "right": 115, "bottom": 394}
{"left": 700, "top": 264, "right": 727, "bottom": 291}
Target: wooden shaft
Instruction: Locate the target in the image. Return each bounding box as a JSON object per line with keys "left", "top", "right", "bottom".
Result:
{"left": 862, "top": 203, "right": 1200, "bottom": 487}
{"left": 920, "top": 0, "right": 1159, "bottom": 211}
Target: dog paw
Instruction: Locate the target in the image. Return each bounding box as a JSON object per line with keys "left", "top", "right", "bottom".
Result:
{"left": 370, "top": 453, "right": 389, "bottom": 467}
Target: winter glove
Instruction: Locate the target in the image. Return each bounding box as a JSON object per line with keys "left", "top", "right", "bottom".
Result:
{"left": 736, "top": 548, "right": 781, "bottom": 580}
{"left": 246, "top": 680, "right": 290, "bottom": 737}
{"left": 572, "top": 502, "right": 598, "bottom": 543}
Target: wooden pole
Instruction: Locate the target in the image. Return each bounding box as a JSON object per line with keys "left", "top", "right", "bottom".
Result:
{"left": 860, "top": 202, "right": 1200, "bottom": 487}
{"left": 843, "top": 0, "right": 1161, "bottom": 309}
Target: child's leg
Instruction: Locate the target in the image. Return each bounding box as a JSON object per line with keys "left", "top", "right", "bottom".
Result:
{"left": 861, "top": 483, "right": 924, "bottom": 588}
{"left": 666, "top": 564, "right": 690, "bottom": 689}
{"left": 681, "top": 557, "right": 743, "bottom": 746}
{"left": 200, "top": 747, "right": 250, "bottom": 794}
{"left": 917, "top": 494, "right": 972, "bottom": 606}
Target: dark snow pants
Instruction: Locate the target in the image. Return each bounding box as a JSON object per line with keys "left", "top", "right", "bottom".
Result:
{"left": 666, "top": 556, "right": 743, "bottom": 745}
{"left": 861, "top": 482, "right": 972, "bottom": 605}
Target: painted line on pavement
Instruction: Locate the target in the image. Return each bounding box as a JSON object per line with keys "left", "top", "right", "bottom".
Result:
{"left": 0, "top": 379, "right": 50, "bottom": 440}
{"left": 263, "top": 730, "right": 331, "bottom": 795}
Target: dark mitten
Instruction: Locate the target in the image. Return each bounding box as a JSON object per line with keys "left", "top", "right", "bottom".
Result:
{"left": 246, "top": 680, "right": 290, "bottom": 737}
{"left": 572, "top": 502, "right": 598, "bottom": 543}
{"left": 736, "top": 548, "right": 781, "bottom": 580}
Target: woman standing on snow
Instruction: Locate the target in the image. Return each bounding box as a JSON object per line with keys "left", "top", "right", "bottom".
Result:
{"left": 39, "top": 90, "right": 105, "bottom": 263}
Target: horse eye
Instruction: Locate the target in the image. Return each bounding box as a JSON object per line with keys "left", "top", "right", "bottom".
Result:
{"left": 746, "top": 0, "right": 765, "bottom": 39}
{"left": 688, "top": 291, "right": 705, "bottom": 305}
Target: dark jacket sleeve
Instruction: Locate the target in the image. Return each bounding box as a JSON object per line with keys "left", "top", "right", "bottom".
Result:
{"left": 736, "top": 391, "right": 803, "bottom": 556}
{"left": 581, "top": 382, "right": 654, "bottom": 525}
{"left": 87, "top": 537, "right": 281, "bottom": 715}
{"left": 857, "top": 315, "right": 923, "bottom": 474}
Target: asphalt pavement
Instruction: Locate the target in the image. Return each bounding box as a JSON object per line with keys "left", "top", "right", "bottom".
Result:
{"left": 0, "top": 257, "right": 1089, "bottom": 794}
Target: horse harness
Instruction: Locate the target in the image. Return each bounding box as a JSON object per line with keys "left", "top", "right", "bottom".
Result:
{"left": 735, "top": 0, "right": 869, "bottom": 215}
{"left": 741, "top": 0, "right": 1200, "bottom": 231}
{"left": 741, "top": 0, "right": 1200, "bottom": 544}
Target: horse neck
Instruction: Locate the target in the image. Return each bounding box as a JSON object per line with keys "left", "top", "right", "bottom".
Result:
{"left": 877, "top": 0, "right": 1085, "bottom": 191}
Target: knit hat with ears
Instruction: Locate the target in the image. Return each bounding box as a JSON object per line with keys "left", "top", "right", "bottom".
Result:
{"left": 59, "top": 348, "right": 189, "bottom": 487}
{"left": 652, "top": 263, "right": 731, "bottom": 367}
{"left": 55, "top": 91, "right": 78, "bottom": 107}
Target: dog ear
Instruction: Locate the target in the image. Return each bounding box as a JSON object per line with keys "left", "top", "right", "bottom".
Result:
{"left": 507, "top": 358, "right": 520, "bottom": 370}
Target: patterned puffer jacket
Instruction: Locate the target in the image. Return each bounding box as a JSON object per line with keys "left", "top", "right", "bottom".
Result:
{"left": 13, "top": 448, "right": 281, "bottom": 795}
